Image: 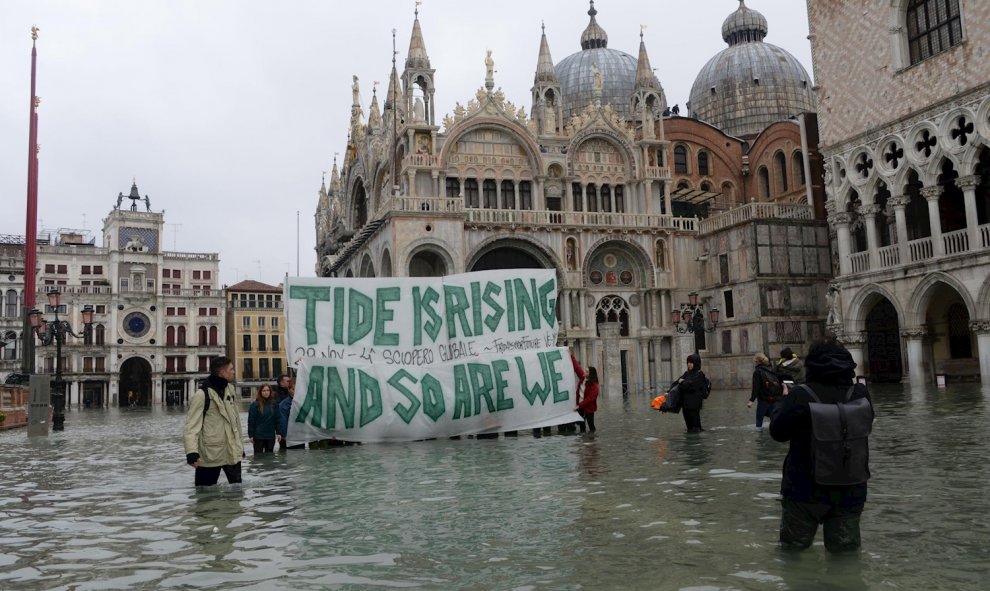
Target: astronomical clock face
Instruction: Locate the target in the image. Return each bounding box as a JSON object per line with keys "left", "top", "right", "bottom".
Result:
{"left": 122, "top": 311, "right": 151, "bottom": 339}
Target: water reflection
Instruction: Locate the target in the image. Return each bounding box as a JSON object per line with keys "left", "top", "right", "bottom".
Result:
{"left": 0, "top": 383, "right": 988, "bottom": 589}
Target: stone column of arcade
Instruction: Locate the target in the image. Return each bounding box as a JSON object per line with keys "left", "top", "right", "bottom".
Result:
{"left": 956, "top": 175, "right": 981, "bottom": 251}
{"left": 890, "top": 195, "right": 911, "bottom": 265}
{"left": 901, "top": 327, "right": 929, "bottom": 385}
{"left": 970, "top": 321, "right": 990, "bottom": 386}
{"left": 861, "top": 203, "right": 882, "bottom": 269}
{"left": 921, "top": 186, "right": 944, "bottom": 257}
{"left": 838, "top": 331, "right": 868, "bottom": 380}
{"left": 831, "top": 211, "right": 853, "bottom": 275}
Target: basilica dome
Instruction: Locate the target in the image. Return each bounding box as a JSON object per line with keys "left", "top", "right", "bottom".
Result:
{"left": 688, "top": 1, "right": 816, "bottom": 139}
{"left": 555, "top": 2, "right": 657, "bottom": 121}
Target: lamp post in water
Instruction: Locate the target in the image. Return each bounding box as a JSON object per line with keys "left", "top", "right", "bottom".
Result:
{"left": 672, "top": 291, "right": 720, "bottom": 353}
{"left": 29, "top": 288, "right": 93, "bottom": 431}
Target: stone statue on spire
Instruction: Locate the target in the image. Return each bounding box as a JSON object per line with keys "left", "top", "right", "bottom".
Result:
{"left": 484, "top": 50, "right": 495, "bottom": 91}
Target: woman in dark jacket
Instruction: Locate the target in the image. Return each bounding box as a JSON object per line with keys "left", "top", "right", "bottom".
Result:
{"left": 247, "top": 384, "right": 278, "bottom": 454}
{"left": 673, "top": 353, "right": 708, "bottom": 433}
{"left": 770, "top": 339, "right": 872, "bottom": 553}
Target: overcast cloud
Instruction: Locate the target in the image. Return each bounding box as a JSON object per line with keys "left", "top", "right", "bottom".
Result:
{"left": 1, "top": 0, "right": 812, "bottom": 287}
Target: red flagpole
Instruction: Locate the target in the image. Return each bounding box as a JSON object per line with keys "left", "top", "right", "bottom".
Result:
{"left": 24, "top": 27, "right": 39, "bottom": 309}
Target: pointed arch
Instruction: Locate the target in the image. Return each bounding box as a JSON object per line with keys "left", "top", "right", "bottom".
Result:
{"left": 845, "top": 283, "right": 906, "bottom": 333}
{"left": 906, "top": 271, "right": 977, "bottom": 326}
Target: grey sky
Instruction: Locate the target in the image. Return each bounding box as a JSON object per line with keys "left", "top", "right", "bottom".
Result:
{"left": 0, "top": 1, "right": 813, "bottom": 287}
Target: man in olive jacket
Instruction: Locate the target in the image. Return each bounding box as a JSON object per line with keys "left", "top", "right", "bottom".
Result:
{"left": 183, "top": 356, "right": 245, "bottom": 486}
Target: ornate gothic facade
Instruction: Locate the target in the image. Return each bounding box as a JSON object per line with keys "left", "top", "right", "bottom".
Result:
{"left": 316, "top": 2, "right": 829, "bottom": 391}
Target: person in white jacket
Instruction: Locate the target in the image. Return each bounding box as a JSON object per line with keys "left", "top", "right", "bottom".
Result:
{"left": 183, "top": 357, "right": 245, "bottom": 486}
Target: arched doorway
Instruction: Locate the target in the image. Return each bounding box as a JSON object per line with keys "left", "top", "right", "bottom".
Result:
{"left": 409, "top": 250, "right": 448, "bottom": 277}
{"left": 864, "top": 298, "right": 902, "bottom": 383}
{"left": 471, "top": 247, "right": 542, "bottom": 271}
{"left": 119, "top": 357, "right": 152, "bottom": 407}
{"left": 920, "top": 281, "right": 979, "bottom": 382}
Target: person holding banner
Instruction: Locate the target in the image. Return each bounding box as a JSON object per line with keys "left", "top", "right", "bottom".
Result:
{"left": 577, "top": 366, "right": 600, "bottom": 432}
{"left": 276, "top": 378, "right": 305, "bottom": 450}
{"left": 183, "top": 357, "right": 245, "bottom": 486}
{"left": 565, "top": 348, "right": 587, "bottom": 433}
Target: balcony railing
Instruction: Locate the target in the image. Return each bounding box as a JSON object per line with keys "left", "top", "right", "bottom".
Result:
{"left": 644, "top": 166, "right": 671, "bottom": 179}
{"left": 878, "top": 244, "right": 900, "bottom": 268}
{"left": 163, "top": 288, "right": 224, "bottom": 297}
{"left": 162, "top": 251, "right": 219, "bottom": 261}
{"left": 377, "top": 196, "right": 693, "bottom": 231}
{"left": 981, "top": 223, "right": 990, "bottom": 249}
{"left": 942, "top": 228, "right": 969, "bottom": 255}
{"left": 697, "top": 202, "right": 815, "bottom": 235}
{"left": 908, "top": 237, "right": 933, "bottom": 263}
{"left": 850, "top": 251, "right": 870, "bottom": 274}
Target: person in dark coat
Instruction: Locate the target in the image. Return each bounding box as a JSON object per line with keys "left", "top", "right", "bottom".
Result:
{"left": 577, "top": 366, "right": 599, "bottom": 432}
{"left": 673, "top": 353, "right": 707, "bottom": 433}
{"left": 247, "top": 384, "right": 278, "bottom": 454}
{"left": 748, "top": 353, "right": 780, "bottom": 430}
{"left": 273, "top": 374, "right": 292, "bottom": 450}
{"left": 770, "top": 338, "right": 872, "bottom": 552}
{"left": 276, "top": 378, "right": 305, "bottom": 450}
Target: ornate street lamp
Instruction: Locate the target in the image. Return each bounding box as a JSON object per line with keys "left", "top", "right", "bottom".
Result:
{"left": 29, "top": 288, "right": 93, "bottom": 431}
{"left": 672, "top": 292, "right": 719, "bottom": 343}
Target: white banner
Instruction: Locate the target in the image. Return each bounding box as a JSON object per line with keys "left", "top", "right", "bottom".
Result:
{"left": 287, "top": 349, "right": 579, "bottom": 444}
{"left": 284, "top": 269, "right": 559, "bottom": 365}
{"left": 283, "top": 270, "right": 578, "bottom": 443}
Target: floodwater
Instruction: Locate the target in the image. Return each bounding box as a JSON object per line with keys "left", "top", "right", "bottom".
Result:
{"left": 1, "top": 384, "right": 988, "bottom": 590}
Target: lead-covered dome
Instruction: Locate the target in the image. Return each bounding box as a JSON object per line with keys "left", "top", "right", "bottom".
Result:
{"left": 689, "top": 1, "right": 815, "bottom": 138}
{"left": 555, "top": 1, "right": 657, "bottom": 121}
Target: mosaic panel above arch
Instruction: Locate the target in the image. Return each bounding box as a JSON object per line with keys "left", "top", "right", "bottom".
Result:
{"left": 587, "top": 249, "right": 639, "bottom": 288}
{"left": 447, "top": 128, "right": 532, "bottom": 174}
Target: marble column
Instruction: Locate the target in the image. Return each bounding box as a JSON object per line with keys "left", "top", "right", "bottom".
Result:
{"left": 970, "top": 321, "right": 990, "bottom": 386}
{"left": 837, "top": 331, "right": 868, "bottom": 379}
{"left": 860, "top": 204, "right": 881, "bottom": 269}
{"left": 956, "top": 175, "right": 981, "bottom": 251}
{"left": 890, "top": 195, "right": 910, "bottom": 265}
{"left": 900, "top": 327, "right": 928, "bottom": 385}
{"left": 830, "top": 211, "right": 853, "bottom": 275}
{"left": 598, "top": 322, "right": 622, "bottom": 398}
{"left": 921, "top": 185, "right": 944, "bottom": 256}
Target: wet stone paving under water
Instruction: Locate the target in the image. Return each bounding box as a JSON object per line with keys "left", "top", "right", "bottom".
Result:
{"left": 0, "top": 383, "right": 988, "bottom": 590}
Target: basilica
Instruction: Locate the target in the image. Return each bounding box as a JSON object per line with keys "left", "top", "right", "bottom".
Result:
{"left": 315, "top": 1, "right": 830, "bottom": 392}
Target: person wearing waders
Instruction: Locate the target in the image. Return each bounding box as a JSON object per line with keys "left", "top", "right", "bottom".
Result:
{"left": 183, "top": 357, "right": 245, "bottom": 486}
{"left": 674, "top": 353, "right": 708, "bottom": 433}
{"left": 770, "top": 338, "right": 873, "bottom": 552}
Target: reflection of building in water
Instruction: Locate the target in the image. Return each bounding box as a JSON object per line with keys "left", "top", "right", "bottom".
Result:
{"left": 315, "top": 2, "right": 831, "bottom": 390}
{"left": 33, "top": 181, "right": 225, "bottom": 407}
{"left": 807, "top": 0, "right": 990, "bottom": 385}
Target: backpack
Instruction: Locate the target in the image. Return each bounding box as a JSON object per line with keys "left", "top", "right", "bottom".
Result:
{"left": 758, "top": 367, "right": 783, "bottom": 403}
{"left": 658, "top": 385, "right": 682, "bottom": 414}
{"left": 796, "top": 384, "right": 874, "bottom": 486}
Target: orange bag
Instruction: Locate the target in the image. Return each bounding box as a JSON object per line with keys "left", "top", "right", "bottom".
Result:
{"left": 651, "top": 394, "right": 667, "bottom": 410}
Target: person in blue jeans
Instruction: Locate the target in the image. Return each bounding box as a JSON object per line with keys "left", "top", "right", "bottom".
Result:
{"left": 748, "top": 353, "right": 781, "bottom": 429}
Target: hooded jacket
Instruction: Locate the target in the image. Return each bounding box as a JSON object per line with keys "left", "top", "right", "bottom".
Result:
{"left": 183, "top": 376, "right": 245, "bottom": 468}
{"left": 770, "top": 346, "right": 872, "bottom": 507}
{"left": 673, "top": 353, "right": 708, "bottom": 411}
{"left": 775, "top": 356, "right": 805, "bottom": 383}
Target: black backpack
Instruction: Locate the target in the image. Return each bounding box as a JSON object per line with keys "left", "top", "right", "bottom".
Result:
{"left": 758, "top": 367, "right": 783, "bottom": 403}
{"left": 795, "top": 384, "right": 874, "bottom": 486}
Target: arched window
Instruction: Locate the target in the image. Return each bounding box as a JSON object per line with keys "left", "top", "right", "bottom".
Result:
{"left": 5, "top": 290, "right": 17, "bottom": 318}
{"left": 209, "top": 326, "right": 218, "bottom": 346}
{"left": 793, "top": 151, "right": 806, "bottom": 186}
{"left": 674, "top": 145, "right": 688, "bottom": 174}
{"left": 166, "top": 326, "right": 175, "bottom": 346}
{"left": 601, "top": 185, "right": 612, "bottom": 212}
{"left": 586, "top": 184, "right": 598, "bottom": 212}
{"left": 758, "top": 166, "right": 770, "bottom": 200}
{"left": 501, "top": 180, "right": 515, "bottom": 209}
{"left": 178, "top": 325, "right": 187, "bottom": 346}
{"left": 198, "top": 326, "right": 208, "bottom": 346}
{"left": 483, "top": 180, "right": 497, "bottom": 209}
{"left": 572, "top": 183, "right": 583, "bottom": 211}
{"left": 95, "top": 324, "right": 105, "bottom": 345}
{"left": 774, "top": 152, "right": 788, "bottom": 193}
{"left": 519, "top": 181, "right": 533, "bottom": 210}
{"left": 464, "top": 178, "right": 479, "bottom": 208}
{"left": 1, "top": 330, "right": 16, "bottom": 360}
{"left": 445, "top": 177, "right": 460, "bottom": 198}
{"left": 614, "top": 185, "right": 625, "bottom": 213}
{"left": 698, "top": 151, "right": 710, "bottom": 176}
{"left": 595, "top": 295, "right": 630, "bottom": 337}
{"left": 354, "top": 183, "right": 367, "bottom": 227}
{"left": 907, "top": 0, "right": 962, "bottom": 65}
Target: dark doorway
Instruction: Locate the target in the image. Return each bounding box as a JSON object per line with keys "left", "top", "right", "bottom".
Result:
{"left": 165, "top": 379, "right": 187, "bottom": 407}
{"left": 119, "top": 357, "right": 152, "bottom": 407}
{"left": 81, "top": 381, "right": 105, "bottom": 409}
{"left": 620, "top": 350, "right": 629, "bottom": 395}
{"left": 471, "top": 247, "right": 542, "bottom": 271}
{"left": 865, "top": 298, "right": 902, "bottom": 383}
